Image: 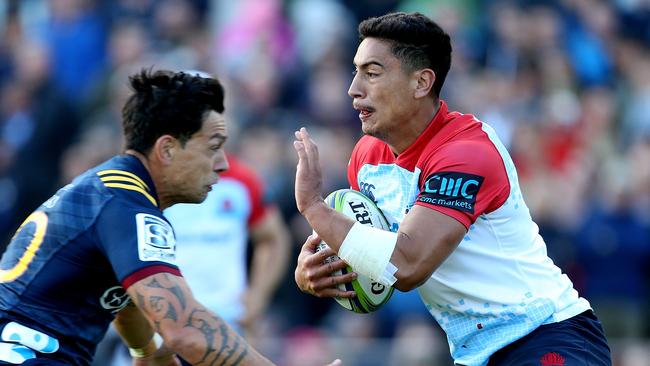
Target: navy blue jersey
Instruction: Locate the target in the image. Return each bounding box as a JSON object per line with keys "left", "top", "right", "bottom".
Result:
{"left": 0, "top": 155, "right": 181, "bottom": 365}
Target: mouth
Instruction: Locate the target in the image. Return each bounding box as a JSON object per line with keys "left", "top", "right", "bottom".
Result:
{"left": 353, "top": 104, "right": 375, "bottom": 121}
{"left": 206, "top": 178, "right": 219, "bottom": 191}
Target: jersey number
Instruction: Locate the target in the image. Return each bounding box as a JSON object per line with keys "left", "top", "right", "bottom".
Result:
{"left": 0, "top": 211, "right": 48, "bottom": 283}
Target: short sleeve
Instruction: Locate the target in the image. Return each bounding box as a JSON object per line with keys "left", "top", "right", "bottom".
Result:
{"left": 415, "top": 140, "right": 510, "bottom": 229}
{"left": 235, "top": 165, "right": 269, "bottom": 227}
{"left": 95, "top": 198, "right": 181, "bottom": 289}
{"left": 347, "top": 147, "right": 361, "bottom": 191}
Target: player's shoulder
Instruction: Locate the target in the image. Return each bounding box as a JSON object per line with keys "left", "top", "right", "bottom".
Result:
{"left": 352, "top": 135, "right": 391, "bottom": 163}
{"left": 354, "top": 135, "right": 384, "bottom": 150}
{"left": 422, "top": 115, "right": 505, "bottom": 173}
{"left": 436, "top": 111, "right": 500, "bottom": 153}
{"left": 91, "top": 155, "right": 159, "bottom": 209}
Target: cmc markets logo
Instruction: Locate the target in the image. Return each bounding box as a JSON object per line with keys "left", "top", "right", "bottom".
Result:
{"left": 418, "top": 172, "right": 484, "bottom": 214}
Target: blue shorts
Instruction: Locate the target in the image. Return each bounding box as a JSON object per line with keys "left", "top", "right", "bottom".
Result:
{"left": 486, "top": 311, "right": 611, "bottom": 366}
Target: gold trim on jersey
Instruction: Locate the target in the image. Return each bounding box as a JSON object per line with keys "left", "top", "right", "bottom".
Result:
{"left": 98, "top": 170, "right": 158, "bottom": 207}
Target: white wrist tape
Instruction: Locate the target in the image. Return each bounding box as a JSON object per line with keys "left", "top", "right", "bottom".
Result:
{"left": 338, "top": 222, "right": 398, "bottom": 287}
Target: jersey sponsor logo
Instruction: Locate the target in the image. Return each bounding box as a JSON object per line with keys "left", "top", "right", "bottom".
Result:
{"left": 0, "top": 322, "right": 59, "bottom": 353}
{"left": 540, "top": 352, "right": 565, "bottom": 366}
{"left": 0, "top": 343, "right": 36, "bottom": 363}
{"left": 418, "top": 172, "right": 484, "bottom": 214}
{"left": 100, "top": 286, "right": 130, "bottom": 313}
{"left": 135, "top": 213, "right": 176, "bottom": 263}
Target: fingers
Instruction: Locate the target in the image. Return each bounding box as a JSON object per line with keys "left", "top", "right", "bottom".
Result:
{"left": 296, "top": 232, "right": 358, "bottom": 298}
{"left": 315, "top": 288, "right": 357, "bottom": 299}
{"left": 293, "top": 127, "right": 319, "bottom": 164}
{"left": 311, "top": 270, "right": 357, "bottom": 292}
{"left": 296, "top": 255, "right": 357, "bottom": 297}
{"left": 298, "top": 127, "right": 320, "bottom": 165}
{"left": 301, "top": 233, "right": 322, "bottom": 253}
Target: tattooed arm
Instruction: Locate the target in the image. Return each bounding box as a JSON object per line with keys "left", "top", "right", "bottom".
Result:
{"left": 114, "top": 302, "right": 157, "bottom": 352}
{"left": 113, "top": 302, "right": 180, "bottom": 365}
{"left": 126, "top": 272, "right": 274, "bottom": 366}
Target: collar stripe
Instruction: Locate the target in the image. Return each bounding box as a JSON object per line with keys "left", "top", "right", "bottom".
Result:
{"left": 97, "top": 170, "right": 149, "bottom": 190}
{"left": 103, "top": 183, "right": 158, "bottom": 207}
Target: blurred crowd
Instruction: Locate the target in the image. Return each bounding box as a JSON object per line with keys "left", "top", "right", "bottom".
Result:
{"left": 0, "top": 0, "right": 649, "bottom": 365}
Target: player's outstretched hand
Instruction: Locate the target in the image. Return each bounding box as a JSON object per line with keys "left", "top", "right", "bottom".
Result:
{"left": 293, "top": 127, "right": 324, "bottom": 214}
{"left": 295, "top": 233, "right": 357, "bottom": 298}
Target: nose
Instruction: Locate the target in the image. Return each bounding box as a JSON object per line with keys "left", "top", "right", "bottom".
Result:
{"left": 214, "top": 152, "right": 229, "bottom": 174}
{"left": 348, "top": 73, "right": 363, "bottom": 99}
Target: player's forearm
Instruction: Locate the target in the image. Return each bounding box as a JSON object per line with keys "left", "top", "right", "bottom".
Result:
{"left": 128, "top": 273, "right": 275, "bottom": 365}
{"left": 113, "top": 302, "right": 156, "bottom": 349}
{"left": 249, "top": 212, "right": 291, "bottom": 298}
{"left": 160, "top": 308, "right": 271, "bottom": 365}
{"left": 302, "top": 200, "right": 356, "bottom": 252}
{"left": 249, "top": 240, "right": 284, "bottom": 300}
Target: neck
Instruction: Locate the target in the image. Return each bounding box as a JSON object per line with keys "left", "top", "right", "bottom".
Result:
{"left": 125, "top": 149, "right": 171, "bottom": 210}
{"left": 386, "top": 99, "right": 440, "bottom": 155}
{"left": 125, "top": 149, "right": 149, "bottom": 171}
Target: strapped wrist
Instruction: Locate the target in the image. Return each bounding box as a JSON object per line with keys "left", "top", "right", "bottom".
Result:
{"left": 338, "top": 222, "right": 399, "bottom": 286}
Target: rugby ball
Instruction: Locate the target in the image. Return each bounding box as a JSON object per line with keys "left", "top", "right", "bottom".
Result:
{"left": 316, "top": 189, "right": 394, "bottom": 313}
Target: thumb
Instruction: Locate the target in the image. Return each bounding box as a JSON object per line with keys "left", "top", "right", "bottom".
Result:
{"left": 304, "top": 232, "right": 322, "bottom": 251}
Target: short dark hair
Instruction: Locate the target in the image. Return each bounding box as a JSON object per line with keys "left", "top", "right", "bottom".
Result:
{"left": 358, "top": 12, "right": 452, "bottom": 97}
{"left": 122, "top": 68, "right": 225, "bottom": 154}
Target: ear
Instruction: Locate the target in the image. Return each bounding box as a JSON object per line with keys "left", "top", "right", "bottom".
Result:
{"left": 413, "top": 69, "right": 435, "bottom": 99}
{"left": 152, "top": 135, "right": 178, "bottom": 165}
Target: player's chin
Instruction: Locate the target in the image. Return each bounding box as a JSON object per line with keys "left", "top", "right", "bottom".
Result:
{"left": 187, "top": 189, "right": 210, "bottom": 204}
{"left": 361, "top": 121, "right": 372, "bottom": 135}
{"left": 361, "top": 122, "right": 380, "bottom": 138}
{"left": 198, "top": 189, "right": 210, "bottom": 202}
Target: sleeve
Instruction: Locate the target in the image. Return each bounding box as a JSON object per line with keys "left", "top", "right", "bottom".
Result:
{"left": 226, "top": 160, "right": 270, "bottom": 226}
{"left": 347, "top": 141, "right": 363, "bottom": 191}
{"left": 95, "top": 198, "right": 181, "bottom": 289}
{"left": 415, "top": 140, "right": 510, "bottom": 229}
{"left": 242, "top": 170, "right": 270, "bottom": 227}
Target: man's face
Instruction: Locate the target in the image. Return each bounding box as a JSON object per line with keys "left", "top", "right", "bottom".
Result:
{"left": 167, "top": 110, "right": 229, "bottom": 204}
{"left": 348, "top": 38, "right": 417, "bottom": 140}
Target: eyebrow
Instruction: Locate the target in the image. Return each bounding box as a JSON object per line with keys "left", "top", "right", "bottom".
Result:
{"left": 354, "top": 60, "right": 385, "bottom": 69}
{"left": 209, "top": 133, "right": 227, "bottom": 142}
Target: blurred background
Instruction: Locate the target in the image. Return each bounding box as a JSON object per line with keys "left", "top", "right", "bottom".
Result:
{"left": 0, "top": 0, "right": 649, "bottom": 365}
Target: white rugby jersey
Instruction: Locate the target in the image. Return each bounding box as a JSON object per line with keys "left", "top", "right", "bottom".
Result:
{"left": 347, "top": 101, "right": 590, "bottom": 366}
{"left": 164, "top": 155, "right": 269, "bottom": 324}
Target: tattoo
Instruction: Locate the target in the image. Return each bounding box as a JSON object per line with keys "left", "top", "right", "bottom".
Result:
{"left": 183, "top": 308, "right": 224, "bottom": 364}
{"left": 136, "top": 292, "right": 145, "bottom": 307}
{"left": 144, "top": 275, "right": 187, "bottom": 309}
{"left": 219, "top": 337, "right": 240, "bottom": 366}
{"left": 229, "top": 346, "right": 249, "bottom": 366}
{"left": 132, "top": 273, "right": 253, "bottom": 365}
